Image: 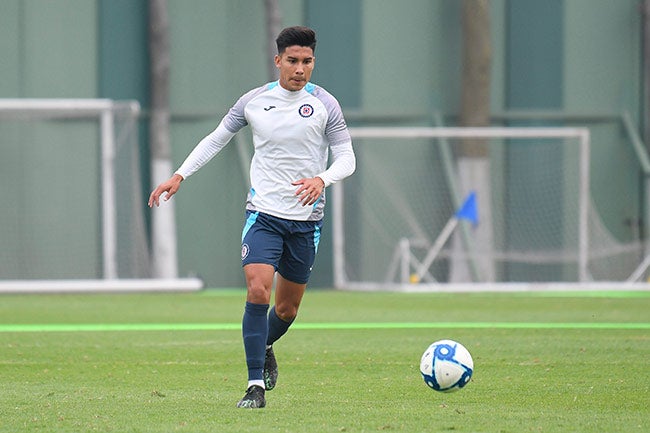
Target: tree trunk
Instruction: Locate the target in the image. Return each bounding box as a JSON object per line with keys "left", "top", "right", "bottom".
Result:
{"left": 149, "top": 0, "right": 178, "bottom": 279}
{"left": 460, "top": 0, "right": 491, "bottom": 154}
{"left": 264, "top": 0, "right": 281, "bottom": 81}
{"left": 642, "top": 0, "right": 650, "bottom": 267}
{"left": 451, "top": 0, "right": 494, "bottom": 282}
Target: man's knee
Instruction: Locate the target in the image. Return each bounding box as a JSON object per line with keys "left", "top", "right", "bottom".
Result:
{"left": 273, "top": 302, "right": 299, "bottom": 322}
{"left": 245, "top": 264, "right": 274, "bottom": 303}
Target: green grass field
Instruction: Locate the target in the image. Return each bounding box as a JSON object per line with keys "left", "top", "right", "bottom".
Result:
{"left": 0, "top": 289, "right": 648, "bottom": 433}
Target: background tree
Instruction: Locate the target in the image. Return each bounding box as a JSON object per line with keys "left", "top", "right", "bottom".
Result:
{"left": 451, "top": 0, "right": 494, "bottom": 282}
{"left": 148, "top": 0, "right": 177, "bottom": 278}
{"left": 265, "top": 0, "right": 281, "bottom": 81}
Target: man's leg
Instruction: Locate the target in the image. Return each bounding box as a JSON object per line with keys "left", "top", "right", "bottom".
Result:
{"left": 264, "top": 274, "right": 307, "bottom": 390}
{"left": 264, "top": 218, "right": 322, "bottom": 390}
{"left": 237, "top": 263, "right": 275, "bottom": 408}
{"left": 268, "top": 274, "right": 306, "bottom": 342}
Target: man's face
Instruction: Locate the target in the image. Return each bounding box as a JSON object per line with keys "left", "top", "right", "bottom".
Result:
{"left": 275, "top": 45, "right": 315, "bottom": 91}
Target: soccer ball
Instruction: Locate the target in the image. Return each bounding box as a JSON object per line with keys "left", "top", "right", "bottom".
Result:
{"left": 420, "top": 339, "right": 473, "bottom": 392}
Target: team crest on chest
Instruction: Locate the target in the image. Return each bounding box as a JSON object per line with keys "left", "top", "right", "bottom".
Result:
{"left": 298, "top": 104, "right": 314, "bottom": 118}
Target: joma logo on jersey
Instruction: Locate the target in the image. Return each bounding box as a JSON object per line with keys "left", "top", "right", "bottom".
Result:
{"left": 298, "top": 104, "right": 314, "bottom": 118}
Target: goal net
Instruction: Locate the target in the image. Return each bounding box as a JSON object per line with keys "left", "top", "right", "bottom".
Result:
{"left": 332, "top": 127, "right": 647, "bottom": 291}
{"left": 0, "top": 99, "right": 201, "bottom": 292}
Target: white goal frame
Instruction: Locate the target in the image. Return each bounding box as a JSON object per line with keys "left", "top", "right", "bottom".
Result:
{"left": 0, "top": 99, "right": 202, "bottom": 293}
{"left": 333, "top": 126, "right": 650, "bottom": 292}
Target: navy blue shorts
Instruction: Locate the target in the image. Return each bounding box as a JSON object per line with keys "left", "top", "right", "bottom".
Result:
{"left": 241, "top": 211, "right": 323, "bottom": 284}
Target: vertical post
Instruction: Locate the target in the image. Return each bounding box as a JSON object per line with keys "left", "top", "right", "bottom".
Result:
{"left": 332, "top": 182, "right": 346, "bottom": 289}
{"left": 577, "top": 129, "right": 590, "bottom": 282}
{"left": 400, "top": 238, "right": 411, "bottom": 284}
{"left": 643, "top": 0, "right": 650, "bottom": 277}
{"left": 101, "top": 106, "right": 118, "bottom": 279}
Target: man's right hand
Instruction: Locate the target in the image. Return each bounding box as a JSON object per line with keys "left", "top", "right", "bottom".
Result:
{"left": 148, "top": 173, "right": 184, "bottom": 208}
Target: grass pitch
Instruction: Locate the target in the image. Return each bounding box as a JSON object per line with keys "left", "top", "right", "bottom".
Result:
{"left": 0, "top": 289, "right": 648, "bottom": 432}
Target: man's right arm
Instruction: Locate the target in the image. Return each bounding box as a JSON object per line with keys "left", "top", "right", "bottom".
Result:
{"left": 148, "top": 173, "right": 184, "bottom": 207}
{"left": 147, "top": 119, "right": 236, "bottom": 208}
{"left": 174, "top": 121, "right": 237, "bottom": 179}
{"left": 148, "top": 84, "right": 266, "bottom": 207}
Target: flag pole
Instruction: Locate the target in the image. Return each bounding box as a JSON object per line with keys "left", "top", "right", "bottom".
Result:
{"left": 412, "top": 192, "right": 478, "bottom": 283}
{"left": 413, "top": 218, "right": 459, "bottom": 282}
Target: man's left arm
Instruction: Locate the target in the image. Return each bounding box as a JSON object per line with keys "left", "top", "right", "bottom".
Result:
{"left": 316, "top": 139, "right": 356, "bottom": 187}
{"left": 294, "top": 141, "right": 355, "bottom": 206}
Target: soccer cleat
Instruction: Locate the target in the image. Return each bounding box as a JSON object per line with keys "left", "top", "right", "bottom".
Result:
{"left": 263, "top": 346, "right": 278, "bottom": 390}
{"left": 236, "top": 385, "right": 266, "bottom": 408}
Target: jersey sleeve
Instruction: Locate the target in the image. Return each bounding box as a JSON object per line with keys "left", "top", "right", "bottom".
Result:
{"left": 317, "top": 140, "right": 355, "bottom": 187}
{"left": 174, "top": 120, "right": 236, "bottom": 179}
{"left": 318, "top": 87, "right": 352, "bottom": 147}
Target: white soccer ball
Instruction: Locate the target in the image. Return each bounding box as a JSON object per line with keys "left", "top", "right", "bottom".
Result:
{"left": 420, "top": 339, "right": 474, "bottom": 392}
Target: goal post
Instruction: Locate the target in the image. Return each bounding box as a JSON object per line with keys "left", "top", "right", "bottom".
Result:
{"left": 332, "top": 126, "right": 648, "bottom": 291}
{"left": 0, "top": 99, "right": 202, "bottom": 293}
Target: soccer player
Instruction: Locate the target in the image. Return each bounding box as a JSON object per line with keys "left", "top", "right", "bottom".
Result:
{"left": 148, "top": 26, "right": 356, "bottom": 409}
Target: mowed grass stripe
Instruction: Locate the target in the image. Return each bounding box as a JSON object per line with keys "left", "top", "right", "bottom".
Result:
{"left": 1, "top": 321, "right": 649, "bottom": 333}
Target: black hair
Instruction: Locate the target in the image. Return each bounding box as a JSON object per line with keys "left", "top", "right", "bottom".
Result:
{"left": 275, "top": 26, "right": 317, "bottom": 54}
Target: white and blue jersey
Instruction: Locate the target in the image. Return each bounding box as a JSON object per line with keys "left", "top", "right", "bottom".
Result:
{"left": 175, "top": 81, "right": 356, "bottom": 221}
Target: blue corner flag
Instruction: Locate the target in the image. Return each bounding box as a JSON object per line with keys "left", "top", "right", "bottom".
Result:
{"left": 455, "top": 191, "right": 478, "bottom": 226}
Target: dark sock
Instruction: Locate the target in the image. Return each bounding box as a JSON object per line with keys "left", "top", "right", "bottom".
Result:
{"left": 266, "top": 305, "right": 295, "bottom": 346}
{"left": 242, "top": 302, "right": 269, "bottom": 381}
